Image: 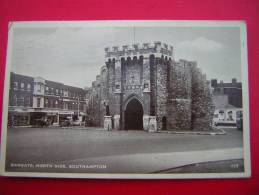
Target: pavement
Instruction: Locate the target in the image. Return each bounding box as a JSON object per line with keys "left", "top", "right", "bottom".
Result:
{"left": 4, "top": 127, "right": 244, "bottom": 173}
{"left": 62, "top": 147, "right": 243, "bottom": 173}
{"left": 14, "top": 125, "right": 226, "bottom": 135}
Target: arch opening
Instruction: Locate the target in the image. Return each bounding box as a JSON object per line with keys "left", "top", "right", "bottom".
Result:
{"left": 162, "top": 116, "right": 167, "bottom": 130}
{"left": 125, "top": 98, "right": 143, "bottom": 130}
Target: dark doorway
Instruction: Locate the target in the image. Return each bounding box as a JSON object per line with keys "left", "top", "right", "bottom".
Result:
{"left": 162, "top": 116, "right": 167, "bottom": 130}
{"left": 125, "top": 98, "right": 143, "bottom": 130}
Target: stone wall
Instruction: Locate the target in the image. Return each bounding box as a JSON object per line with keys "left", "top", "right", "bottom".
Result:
{"left": 190, "top": 62, "right": 214, "bottom": 130}
{"left": 167, "top": 99, "right": 192, "bottom": 130}
{"left": 156, "top": 56, "right": 170, "bottom": 130}
{"left": 167, "top": 59, "right": 192, "bottom": 130}
{"left": 88, "top": 83, "right": 101, "bottom": 126}
{"left": 149, "top": 55, "right": 156, "bottom": 116}
{"left": 106, "top": 59, "right": 115, "bottom": 116}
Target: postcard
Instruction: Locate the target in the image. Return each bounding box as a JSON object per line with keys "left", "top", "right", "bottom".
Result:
{"left": 0, "top": 20, "right": 250, "bottom": 178}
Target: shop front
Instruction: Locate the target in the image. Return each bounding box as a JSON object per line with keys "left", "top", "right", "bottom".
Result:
{"left": 59, "top": 110, "right": 75, "bottom": 125}
{"left": 8, "top": 111, "right": 31, "bottom": 126}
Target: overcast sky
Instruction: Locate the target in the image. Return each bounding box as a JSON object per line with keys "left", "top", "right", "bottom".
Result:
{"left": 11, "top": 25, "right": 241, "bottom": 88}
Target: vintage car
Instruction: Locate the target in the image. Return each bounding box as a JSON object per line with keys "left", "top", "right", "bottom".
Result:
{"left": 60, "top": 119, "right": 71, "bottom": 127}
{"left": 71, "top": 120, "right": 83, "bottom": 126}
{"left": 34, "top": 119, "right": 50, "bottom": 128}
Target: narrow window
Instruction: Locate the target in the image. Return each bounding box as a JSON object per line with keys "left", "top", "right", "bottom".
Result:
{"left": 55, "top": 100, "right": 58, "bottom": 108}
{"left": 21, "top": 82, "right": 24, "bottom": 90}
{"left": 13, "top": 82, "right": 18, "bottom": 90}
{"left": 27, "top": 83, "right": 31, "bottom": 91}
{"left": 37, "top": 98, "right": 41, "bottom": 108}
{"left": 45, "top": 98, "right": 49, "bottom": 107}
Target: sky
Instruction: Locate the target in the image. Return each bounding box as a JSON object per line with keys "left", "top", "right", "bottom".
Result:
{"left": 11, "top": 25, "right": 242, "bottom": 88}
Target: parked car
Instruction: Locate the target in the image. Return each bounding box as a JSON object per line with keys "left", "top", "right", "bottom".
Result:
{"left": 34, "top": 119, "right": 49, "bottom": 128}
{"left": 60, "top": 119, "right": 71, "bottom": 127}
{"left": 236, "top": 110, "right": 243, "bottom": 130}
{"left": 72, "top": 120, "right": 83, "bottom": 126}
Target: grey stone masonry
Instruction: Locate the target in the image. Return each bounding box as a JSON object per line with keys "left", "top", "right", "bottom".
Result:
{"left": 105, "top": 42, "right": 173, "bottom": 59}
{"left": 88, "top": 41, "right": 214, "bottom": 131}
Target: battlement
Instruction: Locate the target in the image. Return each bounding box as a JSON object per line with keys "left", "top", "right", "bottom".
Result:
{"left": 105, "top": 41, "right": 173, "bottom": 59}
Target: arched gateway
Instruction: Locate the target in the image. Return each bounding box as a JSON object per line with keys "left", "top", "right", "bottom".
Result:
{"left": 89, "top": 42, "right": 214, "bottom": 131}
{"left": 124, "top": 98, "right": 143, "bottom": 130}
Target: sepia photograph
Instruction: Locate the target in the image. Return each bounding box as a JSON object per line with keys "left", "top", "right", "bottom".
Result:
{"left": 0, "top": 21, "right": 250, "bottom": 179}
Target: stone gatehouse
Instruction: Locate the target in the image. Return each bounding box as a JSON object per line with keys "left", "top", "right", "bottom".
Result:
{"left": 88, "top": 41, "right": 214, "bottom": 131}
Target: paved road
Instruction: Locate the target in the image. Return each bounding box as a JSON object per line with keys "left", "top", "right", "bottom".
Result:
{"left": 4, "top": 127, "right": 243, "bottom": 173}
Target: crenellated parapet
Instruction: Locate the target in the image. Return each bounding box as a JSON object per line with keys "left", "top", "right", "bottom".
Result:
{"left": 104, "top": 41, "right": 173, "bottom": 61}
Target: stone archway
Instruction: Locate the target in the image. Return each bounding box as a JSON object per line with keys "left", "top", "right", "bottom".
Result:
{"left": 162, "top": 116, "right": 167, "bottom": 130}
{"left": 125, "top": 98, "right": 143, "bottom": 130}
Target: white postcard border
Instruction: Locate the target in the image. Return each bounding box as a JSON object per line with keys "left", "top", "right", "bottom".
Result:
{"left": 0, "top": 20, "right": 251, "bottom": 179}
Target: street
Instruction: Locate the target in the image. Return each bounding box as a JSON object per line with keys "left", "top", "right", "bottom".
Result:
{"left": 5, "top": 127, "right": 244, "bottom": 173}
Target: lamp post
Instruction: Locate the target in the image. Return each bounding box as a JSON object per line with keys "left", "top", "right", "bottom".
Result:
{"left": 85, "top": 98, "right": 89, "bottom": 127}
{"left": 77, "top": 96, "right": 79, "bottom": 120}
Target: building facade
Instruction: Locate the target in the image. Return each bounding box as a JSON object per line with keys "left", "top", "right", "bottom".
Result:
{"left": 8, "top": 72, "right": 89, "bottom": 126}
{"left": 211, "top": 78, "right": 242, "bottom": 126}
{"left": 88, "top": 42, "right": 214, "bottom": 131}
{"left": 211, "top": 78, "right": 242, "bottom": 108}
